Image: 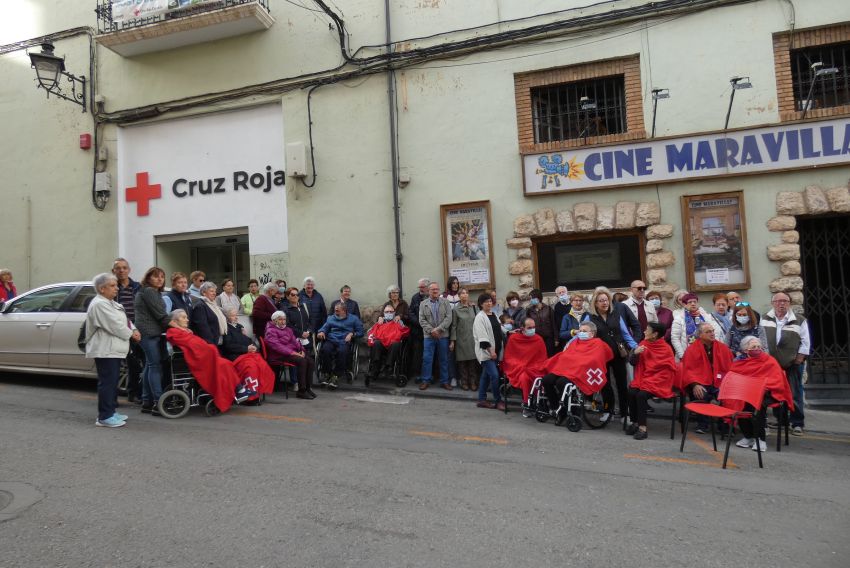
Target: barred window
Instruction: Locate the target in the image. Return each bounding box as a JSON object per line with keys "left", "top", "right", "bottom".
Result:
{"left": 791, "top": 42, "right": 850, "bottom": 112}
{"left": 531, "top": 76, "right": 626, "bottom": 144}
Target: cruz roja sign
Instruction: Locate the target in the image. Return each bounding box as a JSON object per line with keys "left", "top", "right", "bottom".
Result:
{"left": 172, "top": 167, "right": 286, "bottom": 197}
{"left": 523, "top": 117, "right": 850, "bottom": 195}
{"left": 125, "top": 166, "right": 285, "bottom": 216}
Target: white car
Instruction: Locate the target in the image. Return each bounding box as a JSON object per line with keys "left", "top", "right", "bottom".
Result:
{"left": 0, "top": 281, "right": 254, "bottom": 380}
{"left": 0, "top": 282, "right": 97, "bottom": 377}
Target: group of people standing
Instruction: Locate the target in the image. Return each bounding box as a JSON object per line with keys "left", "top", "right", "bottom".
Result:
{"left": 76, "top": 258, "right": 810, "bottom": 441}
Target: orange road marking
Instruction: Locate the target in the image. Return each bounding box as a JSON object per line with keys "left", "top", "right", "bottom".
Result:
{"left": 624, "top": 454, "right": 719, "bottom": 467}
{"left": 691, "top": 435, "right": 738, "bottom": 468}
{"left": 408, "top": 429, "right": 508, "bottom": 446}
{"left": 72, "top": 394, "right": 97, "bottom": 401}
{"left": 239, "top": 411, "right": 312, "bottom": 424}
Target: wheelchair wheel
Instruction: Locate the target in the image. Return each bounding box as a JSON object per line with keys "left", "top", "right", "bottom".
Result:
{"left": 534, "top": 399, "right": 551, "bottom": 423}
{"left": 159, "top": 390, "right": 190, "bottom": 419}
{"left": 566, "top": 415, "right": 583, "bottom": 432}
{"left": 204, "top": 399, "right": 221, "bottom": 417}
{"left": 396, "top": 374, "right": 408, "bottom": 387}
{"left": 345, "top": 371, "right": 355, "bottom": 384}
{"left": 117, "top": 361, "right": 129, "bottom": 396}
{"left": 582, "top": 391, "right": 612, "bottom": 429}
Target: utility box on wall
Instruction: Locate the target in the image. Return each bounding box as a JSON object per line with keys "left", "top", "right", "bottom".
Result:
{"left": 286, "top": 142, "right": 307, "bottom": 178}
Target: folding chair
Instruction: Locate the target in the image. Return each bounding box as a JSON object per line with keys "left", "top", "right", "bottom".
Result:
{"left": 622, "top": 387, "right": 684, "bottom": 440}
{"left": 259, "top": 337, "right": 295, "bottom": 400}
{"left": 679, "top": 372, "right": 768, "bottom": 469}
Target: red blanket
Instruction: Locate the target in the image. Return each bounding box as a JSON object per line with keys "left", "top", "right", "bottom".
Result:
{"left": 631, "top": 339, "right": 678, "bottom": 399}
{"left": 544, "top": 337, "right": 613, "bottom": 395}
{"left": 233, "top": 352, "right": 276, "bottom": 396}
{"left": 166, "top": 328, "right": 241, "bottom": 412}
{"left": 727, "top": 354, "right": 794, "bottom": 411}
{"left": 502, "top": 333, "right": 548, "bottom": 401}
{"left": 368, "top": 321, "right": 410, "bottom": 348}
{"left": 678, "top": 340, "right": 733, "bottom": 390}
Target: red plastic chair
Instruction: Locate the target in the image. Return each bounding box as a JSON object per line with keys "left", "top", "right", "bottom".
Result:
{"left": 679, "top": 372, "right": 768, "bottom": 469}
{"left": 259, "top": 337, "right": 295, "bottom": 400}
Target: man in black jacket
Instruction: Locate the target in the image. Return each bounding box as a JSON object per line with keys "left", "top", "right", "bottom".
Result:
{"left": 407, "top": 278, "right": 430, "bottom": 380}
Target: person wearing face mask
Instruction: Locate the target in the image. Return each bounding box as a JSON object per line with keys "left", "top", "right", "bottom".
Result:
{"left": 265, "top": 311, "right": 316, "bottom": 399}
{"left": 552, "top": 286, "right": 571, "bottom": 345}
{"left": 526, "top": 288, "right": 557, "bottom": 356}
{"left": 364, "top": 305, "right": 410, "bottom": 386}
{"left": 502, "top": 317, "right": 548, "bottom": 416}
{"left": 540, "top": 321, "right": 614, "bottom": 418}
{"left": 504, "top": 291, "right": 525, "bottom": 329}
{"left": 473, "top": 293, "right": 505, "bottom": 409}
{"left": 449, "top": 288, "right": 479, "bottom": 391}
{"left": 558, "top": 293, "right": 590, "bottom": 343}
{"left": 646, "top": 290, "right": 673, "bottom": 345}
{"left": 730, "top": 336, "right": 794, "bottom": 452}
{"left": 626, "top": 322, "right": 677, "bottom": 440}
{"left": 726, "top": 302, "right": 767, "bottom": 357}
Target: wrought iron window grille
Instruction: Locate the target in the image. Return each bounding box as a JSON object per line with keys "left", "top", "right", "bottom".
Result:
{"left": 791, "top": 41, "right": 850, "bottom": 113}
{"left": 531, "top": 76, "right": 627, "bottom": 144}
{"left": 95, "top": 0, "right": 271, "bottom": 34}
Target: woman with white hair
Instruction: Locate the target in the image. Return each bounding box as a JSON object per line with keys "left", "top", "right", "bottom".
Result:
{"left": 86, "top": 273, "right": 141, "bottom": 427}
{"left": 298, "top": 276, "right": 327, "bottom": 335}
{"left": 382, "top": 284, "right": 410, "bottom": 326}
{"left": 191, "top": 281, "right": 227, "bottom": 346}
{"left": 265, "top": 310, "right": 317, "bottom": 399}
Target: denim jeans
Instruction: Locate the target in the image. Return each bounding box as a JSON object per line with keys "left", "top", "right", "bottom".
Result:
{"left": 95, "top": 357, "right": 121, "bottom": 421}
{"left": 421, "top": 337, "right": 449, "bottom": 384}
{"left": 786, "top": 363, "right": 805, "bottom": 427}
{"left": 321, "top": 340, "right": 350, "bottom": 375}
{"left": 478, "top": 359, "right": 501, "bottom": 402}
{"left": 140, "top": 335, "right": 164, "bottom": 404}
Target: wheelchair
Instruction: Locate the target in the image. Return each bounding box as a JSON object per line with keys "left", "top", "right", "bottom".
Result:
{"left": 157, "top": 346, "right": 253, "bottom": 419}
{"left": 526, "top": 376, "right": 612, "bottom": 432}
{"left": 315, "top": 337, "right": 360, "bottom": 388}
{"left": 364, "top": 338, "right": 409, "bottom": 388}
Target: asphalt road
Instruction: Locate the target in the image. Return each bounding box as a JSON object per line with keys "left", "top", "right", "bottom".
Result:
{"left": 1, "top": 373, "right": 849, "bottom": 568}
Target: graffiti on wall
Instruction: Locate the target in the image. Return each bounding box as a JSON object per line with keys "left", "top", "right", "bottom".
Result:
{"left": 251, "top": 252, "right": 289, "bottom": 285}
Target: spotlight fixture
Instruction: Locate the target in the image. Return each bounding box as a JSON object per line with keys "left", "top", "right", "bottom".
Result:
{"left": 650, "top": 88, "right": 669, "bottom": 137}
{"left": 801, "top": 62, "right": 839, "bottom": 119}
{"left": 724, "top": 76, "right": 752, "bottom": 130}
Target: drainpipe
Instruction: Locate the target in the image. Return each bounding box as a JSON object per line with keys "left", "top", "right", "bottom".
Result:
{"left": 385, "top": 0, "right": 403, "bottom": 294}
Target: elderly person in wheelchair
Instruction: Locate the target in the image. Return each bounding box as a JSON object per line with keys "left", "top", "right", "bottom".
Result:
{"left": 317, "top": 302, "right": 364, "bottom": 390}
{"left": 501, "top": 317, "right": 548, "bottom": 417}
{"left": 530, "top": 321, "right": 614, "bottom": 430}
{"left": 364, "top": 304, "right": 410, "bottom": 386}
{"left": 165, "top": 310, "right": 272, "bottom": 414}
{"left": 264, "top": 311, "right": 317, "bottom": 400}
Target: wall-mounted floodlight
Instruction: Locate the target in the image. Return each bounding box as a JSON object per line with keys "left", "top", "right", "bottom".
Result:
{"left": 651, "top": 88, "right": 669, "bottom": 138}
{"left": 801, "top": 62, "right": 840, "bottom": 120}
{"left": 724, "top": 76, "right": 752, "bottom": 130}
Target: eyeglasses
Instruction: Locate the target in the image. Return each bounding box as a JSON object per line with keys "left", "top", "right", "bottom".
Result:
{"left": 634, "top": 286, "right": 646, "bottom": 291}
{"left": 773, "top": 299, "right": 790, "bottom": 304}
{"left": 735, "top": 301, "right": 750, "bottom": 307}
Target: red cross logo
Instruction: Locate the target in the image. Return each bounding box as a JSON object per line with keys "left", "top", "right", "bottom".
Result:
{"left": 586, "top": 368, "right": 604, "bottom": 386}
{"left": 244, "top": 377, "right": 259, "bottom": 391}
{"left": 126, "top": 172, "right": 161, "bottom": 216}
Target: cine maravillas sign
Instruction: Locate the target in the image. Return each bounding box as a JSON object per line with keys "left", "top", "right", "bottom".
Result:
{"left": 523, "top": 117, "right": 850, "bottom": 195}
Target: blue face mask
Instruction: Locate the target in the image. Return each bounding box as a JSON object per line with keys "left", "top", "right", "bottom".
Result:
{"left": 650, "top": 298, "right": 661, "bottom": 308}
{"left": 502, "top": 323, "right": 513, "bottom": 332}
{"left": 577, "top": 331, "right": 590, "bottom": 340}
{"left": 523, "top": 328, "right": 536, "bottom": 337}
{"left": 529, "top": 298, "right": 540, "bottom": 306}
{"left": 558, "top": 294, "right": 569, "bottom": 304}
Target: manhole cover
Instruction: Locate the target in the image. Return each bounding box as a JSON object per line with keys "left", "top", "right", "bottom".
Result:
{"left": 0, "top": 483, "right": 43, "bottom": 522}
{"left": 0, "top": 490, "right": 11, "bottom": 511}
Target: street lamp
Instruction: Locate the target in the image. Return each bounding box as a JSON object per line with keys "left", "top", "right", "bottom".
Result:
{"left": 651, "top": 88, "right": 669, "bottom": 138}
{"left": 28, "top": 43, "right": 86, "bottom": 112}
{"left": 724, "top": 76, "right": 751, "bottom": 130}
{"left": 579, "top": 96, "right": 596, "bottom": 143}
{"left": 800, "top": 61, "right": 839, "bottom": 120}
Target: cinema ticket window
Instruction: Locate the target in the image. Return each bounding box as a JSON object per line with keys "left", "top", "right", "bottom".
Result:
{"left": 534, "top": 232, "right": 643, "bottom": 291}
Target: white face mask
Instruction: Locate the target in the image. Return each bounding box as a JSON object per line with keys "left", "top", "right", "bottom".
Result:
{"left": 383, "top": 312, "right": 395, "bottom": 320}
{"left": 509, "top": 299, "right": 519, "bottom": 308}
{"left": 736, "top": 315, "right": 750, "bottom": 325}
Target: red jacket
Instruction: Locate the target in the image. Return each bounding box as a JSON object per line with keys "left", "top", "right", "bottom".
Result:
{"left": 0, "top": 282, "right": 16, "bottom": 302}
{"left": 367, "top": 321, "right": 410, "bottom": 348}
{"left": 631, "top": 339, "right": 678, "bottom": 398}
{"left": 679, "top": 339, "right": 733, "bottom": 390}
{"left": 544, "top": 337, "right": 614, "bottom": 395}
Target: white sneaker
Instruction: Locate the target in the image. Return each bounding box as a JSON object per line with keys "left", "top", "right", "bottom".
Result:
{"left": 736, "top": 437, "right": 754, "bottom": 448}
{"left": 752, "top": 439, "right": 767, "bottom": 452}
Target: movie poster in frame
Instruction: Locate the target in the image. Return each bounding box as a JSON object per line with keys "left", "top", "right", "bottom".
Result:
{"left": 440, "top": 200, "right": 496, "bottom": 290}
{"left": 680, "top": 191, "right": 751, "bottom": 292}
